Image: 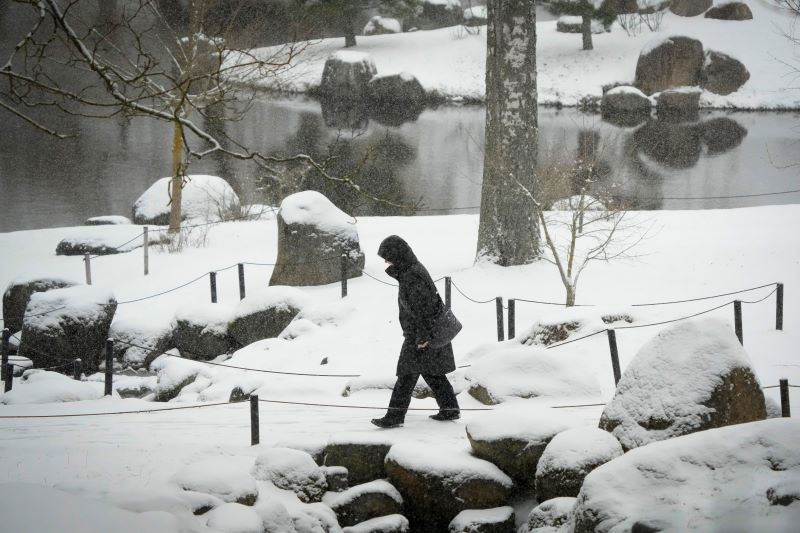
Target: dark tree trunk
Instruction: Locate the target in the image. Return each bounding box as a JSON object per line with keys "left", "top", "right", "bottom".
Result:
{"left": 476, "top": 0, "right": 540, "bottom": 265}
{"left": 582, "top": 14, "right": 593, "bottom": 50}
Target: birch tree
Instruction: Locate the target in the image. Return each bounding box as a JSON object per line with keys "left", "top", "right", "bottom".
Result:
{"left": 476, "top": 0, "right": 540, "bottom": 266}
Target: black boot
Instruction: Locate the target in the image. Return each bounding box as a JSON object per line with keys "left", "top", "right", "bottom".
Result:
{"left": 429, "top": 410, "right": 460, "bottom": 421}
{"left": 371, "top": 416, "right": 404, "bottom": 428}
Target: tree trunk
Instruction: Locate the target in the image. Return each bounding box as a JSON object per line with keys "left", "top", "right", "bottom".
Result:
{"left": 582, "top": 15, "right": 593, "bottom": 51}
{"left": 476, "top": 0, "right": 540, "bottom": 266}
{"left": 566, "top": 284, "right": 576, "bottom": 307}
{"left": 168, "top": 120, "right": 185, "bottom": 234}
{"left": 345, "top": 31, "right": 356, "bottom": 47}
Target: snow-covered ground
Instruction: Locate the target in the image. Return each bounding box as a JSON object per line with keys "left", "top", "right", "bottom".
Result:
{"left": 0, "top": 203, "right": 798, "bottom": 530}
{"left": 246, "top": 0, "right": 800, "bottom": 109}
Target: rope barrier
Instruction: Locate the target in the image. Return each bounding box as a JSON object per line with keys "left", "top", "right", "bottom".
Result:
{"left": 0, "top": 401, "right": 237, "bottom": 419}
{"left": 614, "top": 301, "right": 736, "bottom": 331}
{"left": 450, "top": 280, "right": 496, "bottom": 304}
{"left": 116, "top": 272, "right": 209, "bottom": 305}
{"left": 88, "top": 231, "right": 146, "bottom": 259}
{"left": 546, "top": 328, "right": 609, "bottom": 350}
{"left": 630, "top": 282, "right": 778, "bottom": 307}
{"left": 359, "top": 269, "right": 398, "bottom": 287}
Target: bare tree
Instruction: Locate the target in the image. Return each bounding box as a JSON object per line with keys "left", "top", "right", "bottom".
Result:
{"left": 1, "top": 0, "right": 401, "bottom": 234}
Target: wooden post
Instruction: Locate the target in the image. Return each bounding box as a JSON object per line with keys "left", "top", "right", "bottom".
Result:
{"left": 104, "top": 339, "right": 113, "bottom": 396}
{"left": 210, "top": 272, "right": 218, "bottom": 303}
{"left": 734, "top": 300, "right": 743, "bottom": 345}
{"left": 143, "top": 226, "right": 150, "bottom": 276}
{"left": 84, "top": 253, "right": 92, "bottom": 285}
{"left": 508, "top": 299, "right": 516, "bottom": 340}
{"left": 776, "top": 283, "right": 783, "bottom": 331}
{"left": 238, "top": 263, "right": 246, "bottom": 301}
{"left": 607, "top": 329, "right": 621, "bottom": 386}
{"left": 73, "top": 358, "right": 82, "bottom": 381}
{"left": 496, "top": 297, "right": 505, "bottom": 342}
{"left": 3, "top": 363, "right": 12, "bottom": 392}
{"left": 1, "top": 328, "right": 9, "bottom": 382}
{"left": 780, "top": 379, "right": 791, "bottom": 418}
{"left": 250, "top": 394, "right": 260, "bottom": 445}
{"left": 341, "top": 255, "right": 348, "bottom": 298}
{"left": 445, "top": 277, "right": 452, "bottom": 309}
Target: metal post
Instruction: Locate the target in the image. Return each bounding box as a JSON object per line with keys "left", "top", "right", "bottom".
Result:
{"left": 445, "top": 277, "right": 452, "bottom": 309}
{"left": 210, "top": 272, "right": 218, "bottom": 303}
{"left": 73, "top": 358, "right": 82, "bottom": 381}
{"left": 607, "top": 329, "right": 621, "bottom": 386}
{"left": 508, "top": 299, "right": 516, "bottom": 340}
{"left": 4, "top": 363, "right": 12, "bottom": 392}
{"left": 1, "top": 328, "right": 9, "bottom": 382}
{"left": 143, "top": 226, "right": 149, "bottom": 276}
{"left": 734, "top": 300, "right": 743, "bottom": 345}
{"left": 496, "top": 297, "right": 505, "bottom": 342}
{"left": 780, "top": 379, "right": 791, "bottom": 418}
{"left": 776, "top": 283, "right": 783, "bottom": 331}
{"left": 341, "top": 255, "right": 348, "bottom": 298}
{"left": 84, "top": 253, "right": 92, "bottom": 285}
{"left": 250, "top": 394, "right": 260, "bottom": 446}
{"left": 104, "top": 339, "right": 114, "bottom": 396}
{"left": 238, "top": 263, "right": 246, "bottom": 301}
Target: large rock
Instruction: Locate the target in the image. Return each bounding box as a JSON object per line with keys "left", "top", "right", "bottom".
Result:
{"left": 520, "top": 497, "right": 577, "bottom": 532}
{"left": 228, "top": 287, "right": 310, "bottom": 347}
{"left": 534, "top": 427, "right": 624, "bottom": 501}
{"left": 341, "top": 515, "right": 409, "bottom": 533}
{"left": 329, "top": 480, "right": 403, "bottom": 527}
{"left": 599, "top": 318, "right": 767, "bottom": 451}
{"left": 448, "top": 507, "right": 515, "bottom": 533}
{"left": 700, "top": 50, "right": 750, "bottom": 95}
{"left": 367, "top": 73, "right": 426, "bottom": 112}
{"left": 555, "top": 16, "right": 607, "bottom": 34}
{"left": 634, "top": 36, "right": 704, "bottom": 95}
{"left": 251, "top": 447, "right": 327, "bottom": 503}
{"left": 601, "top": 86, "right": 652, "bottom": 128}
{"left": 133, "top": 174, "right": 239, "bottom": 225}
{"left": 108, "top": 318, "right": 173, "bottom": 370}
{"left": 19, "top": 286, "right": 116, "bottom": 371}
{"left": 704, "top": 2, "right": 753, "bottom": 20}
{"left": 466, "top": 407, "right": 579, "bottom": 488}
{"left": 656, "top": 88, "right": 701, "bottom": 122}
{"left": 3, "top": 277, "right": 77, "bottom": 333}
{"left": 385, "top": 443, "right": 513, "bottom": 530}
{"left": 324, "top": 439, "right": 392, "bottom": 486}
{"left": 669, "top": 0, "right": 711, "bottom": 16}
{"left": 151, "top": 354, "right": 204, "bottom": 402}
{"left": 55, "top": 225, "right": 162, "bottom": 256}
{"left": 172, "top": 456, "right": 258, "bottom": 506}
{"left": 317, "top": 51, "right": 377, "bottom": 101}
{"left": 573, "top": 419, "right": 800, "bottom": 532}
{"left": 269, "top": 191, "right": 365, "bottom": 287}
{"left": 171, "top": 303, "right": 236, "bottom": 360}
{"left": 363, "top": 16, "right": 401, "bottom": 36}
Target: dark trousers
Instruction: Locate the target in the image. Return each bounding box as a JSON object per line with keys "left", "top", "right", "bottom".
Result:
{"left": 386, "top": 373, "right": 460, "bottom": 421}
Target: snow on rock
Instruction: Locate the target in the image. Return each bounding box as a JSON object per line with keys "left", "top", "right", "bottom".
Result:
{"left": 463, "top": 6, "right": 487, "bottom": 22}
{"left": 171, "top": 302, "right": 236, "bottom": 361}
{"left": 447, "top": 506, "right": 515, "bottom": 533}
{"left": 573, "top": 418, "right": 800, "bottom": 532}
{"left": 318, "top": 51, "right": 377, "bottom": 100}
{"left": 1, "top": 370, "right": 105, "bottom": 404}
{"left": 329, "top": 480, "right": 403, "bottom": 527}
{"left": 3, "top": 276, "right": 77, "bottom": 333}
{"left": 278, "top": 191, "right": 357, "bottom": 240}
{"left": 251, "top": 447, "right": 328, "bottom": 503}
{"left": 385, "top": 443, "right": 513, "bottom": 529}
{"left": 253, "top": 499, "right": 297, "bottom": 533}
{"left": 229, "top": 286, "right": 310, "bottom": 346}
{"left": 171, "top": 456, "right": 258, "bottom": 506}
{"left": 599, "top": 318, "right": 767, "bottom": 451}
{"left": 85, "top": 215, "right": 133, "bottom": 225}
{"left": 289, "top": 502, "right": 342, "bottom": 533}
{"left": 109, "top": 316, "right": 174, "bottom": 369}
{"left": 205, "top": 502, "right": 265, "bottom": 533}
{"left": 151, "top": 352, "right": 210, "bottom": 402}
{"left": 363, "top": 16, "right": 402, "bottom": 36}
{"left": 55, "top": 225, "right": 161, "bottom": 256}
{"left": 342, "top": 514, "right": 409, "bottom": 533}
{"left": 534, "top": 427, "right": 624, "bottom": 501}
{"left": 466, "top": 406, "right": 582, "bottom": 487}
{"left": 520, "top": 497, "right": 577, "bottom": 532}
{"left": 133, "top": 175, "right": 239, "bottom": 225}
{"left": 281, "top": 300, "right": 357, "bottom": 341}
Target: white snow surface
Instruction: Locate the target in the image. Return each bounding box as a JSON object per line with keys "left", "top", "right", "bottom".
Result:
{"left": 464, "top": 6, "right": 487, "bottom": 20}
{"left": 522, "top": 497, "right": 577, "bottom": 531}
{"left": 535, "top": 427, "right": 624, "bottom": 474}
{"left": 86, "top": 215, "right": 133, "bottom": 225}
{"left": 279, "top": 191, "right": 358, "bottom": 240}
{"left": 134, "top": 175, "right": 239, "bottom": 222}
{"left": 329, "top": 479, "right": 403, "bottom": 507}
{"left": 251, "top": 447, "right": 326, "bottom": 501}
{"left": 575, "top": 418, "right": 800, "bottom": 532}
{"left": 205, "top": 502, "right": 263, "bottom": 533}
{"left": 57, "top": 225, "right": 152, "bottom": 252}
{"left": 466, "top": 404, "right": 581, "bottom": 443}
{"left": 171, "top": 456, "right": 257, "bottom": 504}
{"left": 386, "top": 442, "right": 513, "bottom": 488}
{"left": 329, "top": 50, "right": 374, "bottom": 65}
{"left": 232, "top": 286, "right": 311, "bottom": 319}
{"left": 606, "top": 85, "right": 648, "bottom": 97}
{"left": 342, "top": 514, "right": 409, "bottom": 533}
{"left": 448, "top": 506, "right": 514, "bottom": 530}
{"left": 173, "top": 302, "right": 234, "bottom": 334}
{"left": 363, "top": 16, "right": 402, "bottom": 35}
{"left": 1, "top": 370, "right": 106, "bottom": 405}
{"left": 25, "top": 285, "right": 115, "bottom": 329}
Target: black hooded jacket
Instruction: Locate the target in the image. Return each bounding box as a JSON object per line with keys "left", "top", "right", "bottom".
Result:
{"left": 378, "top": 235, "right": 456, "bottom": 375}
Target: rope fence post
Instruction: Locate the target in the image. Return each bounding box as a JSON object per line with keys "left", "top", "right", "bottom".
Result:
{"left": 1, "top": 328, "right": 9, "bottom": 383}
{"left": 607, "top": 329, "right": 621, "bottom": 386}
{"left": 776, "top": 283, "right": 783, "bottom": 331}
{"left": 445, "top": 277, "right": 451, "bottom": 309}
{"left": 734, "top": 300, "right": 743, "bottom": 345}
{"left": 508, "top": 299, "right": 516, "bottom": 340}
{"left": 210, "top": 272, "right": 218, "bottom": 303}
{"left": 238, "top": 263, "right": 246, "bottom": 301}
{"left": 496, "top": 297, "right": 505, "bottom": 342}
{"left": 780, "top": 379, "right": 791, "bottom": 418}
{"left": 143, "top": 226, "right": 149, "bottom": 276}
{"left": 84, "top": 253, "right": 92, "bottom": 285}
{"left": 250, "top": 395, "right": 260, "bottom": 445}
{"left": 341, "top": 255, "right": 348, "bottom": 298}
{"left": 104, "top": 339, "right": 114, "bottom": 396}
{"left": 73, "top": 358, "right": 82, "bottom": 381}
{"left": 4, "top": 363, "right": 12, "bottom": 392}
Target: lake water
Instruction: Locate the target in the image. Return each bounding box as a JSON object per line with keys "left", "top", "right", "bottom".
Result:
{"left": 1, "top": 95, "right": 799, "bottom": 233}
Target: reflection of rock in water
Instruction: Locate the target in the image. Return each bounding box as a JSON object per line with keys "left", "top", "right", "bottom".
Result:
{"left": 369, "top": 101, "right": 425, "bottom": 127}
{"left": 698, "top": 117, "right": 748, "bottom": 155}
{"left": 633, "top": 119, "right": 703, "bottom": 169}
{"left": 319, "top": 98, "right": 369, "bottom": 131}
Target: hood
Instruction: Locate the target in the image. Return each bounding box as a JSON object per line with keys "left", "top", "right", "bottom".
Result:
{"left": 377, "top": 235, "right": 418, "bottom": 272}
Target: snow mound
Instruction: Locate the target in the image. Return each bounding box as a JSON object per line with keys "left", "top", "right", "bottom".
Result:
{"left": 466, "top": 405, "right": 580, "bottom": 444}
{"left": 206, "top": 502, "right": 264, "bottom": 533}
{"left": 279, "top": 191, "right": 357, "bottom": 240}
{"left": 573, "top": 418, "right": 800, "bottom": 532}
{"left": 26, "top": 285, "right": 116, "bottom": 330}
{"left": 330, "top": 479, "right": 403, "bottom": 508}
{"left": 251, "top": 447, "right": 327, "bottom": 503}
{"left": 173, "top": 302, "right": 233, "bottom": 335}
{"left": 171, "top": 456, "right": 258, "bottom": 505}
{"left": 521, "top": 497, "right": 577, "bottom": 532}
{"left": 1, "top": 370, "right": 105, "bottom": 404}
{"left": 232, "top": 286, "right": 311, "bottom": 320}
{"left": 363, "top": 15, "right": 402, "bottom": 35}
{"left": 448, "top": 506, "right": 514, "bottom": 532}
{"left": 85, "top": 215, "right": 132, "bottom": 225}
{"left": 537, "top": 427, "right": 624, "bottom": 474}
{"left": 342, "top": 514, "right": 409, "bottom": 533}
{"left": 55, "top": 225, "right": 161, "bottom": 255}
{"left": 386, "top": 443, "right": 513, "bottom": 489}
{"left": 133, "top": 175, "right": 239, "bottom": 224}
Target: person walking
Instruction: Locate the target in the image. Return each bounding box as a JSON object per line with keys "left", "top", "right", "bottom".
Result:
{"left": 371, "top": 235, "right": 461, "bottom": 429}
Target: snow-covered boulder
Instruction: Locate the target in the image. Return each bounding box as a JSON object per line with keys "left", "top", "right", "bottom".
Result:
{"left": 317, "top": 51, "right": 377, "bottom": 101}
{"left": 573, "top": 418, "right": 800, "bottom": 532}
{"left": 704, "top": 1, "right": 753, "bottom": 20}
{"left": 85, "top": 215, "right": 132, "bottom": 225}
{"left": 447, "top": 506, "right": 515, "bottom": 533}
{"left": 466, "top": 407, "right": 579, "bottom": 488}
{"left": 385, "top": 443, "right": 513, "bottom": 530}
{"left": 669, "top": 0, "right": 711, "bottom": 17}
{"left": 367, "top": 72, "right": 427, "bottom": 107}
{"left": 109, "top": 317, "right": 173, "bottom": 369}
{"left": 1, "top": 370, "right": 105, "bottom": 404}
{"left": 463, "top": 5, "right": 488, "bottom": 25}
{"left": 228, "top": 287, "right": 310, "bottom": 347}
{"left": 3, "top": 276, "right": 77, "bottom": 333}
{"left": 655, "top": 88, "right": 701, "bottom": 121}
{"left": 599, "top": 318, "right": 767, "bottom": 451}
{"left": 171, "top": 303, "right": 236, "bottom": 360}
{"left": 601, "top": 86, "right": 651, "bottom": 127}
{"left": 534, "top": 427, "right": 624, "bottom": 501}
{"left": 634, "top": 36, "right": 704, "bottom": 95}
{"left": 206, "top": 502, "right": 264, "bottom": 533}
{"left": 556, "top": 16, "right": 607, "bottom": 34}
{"left": 519, "top": 319, "right": 584, "bottom": 347}
{"left": 700, "top": 50, "right": 750, "bottom": 95}
{"left": 132, "top": 175, "right": 239, "bottom": 225}
{"left": 172, "top": 457, "right": 258, "bottom": 506}
{"left": 251, "top": 447, "right": 327, "bottom": 503}
{"left": 269, "top": 191, "right": 365, "bottom": 287}
{"left": 324, "top": 438, "right": 393, "bottom": 486}
{"left": 322, "top": 465, "right": 349, "bottom": 492}
{"left": 329, "top": 480, "right": 403, "bottom": 527}
{"left": 290, "top": 503, "right": 341, "bottom": 533}
{"left": 342, "top": 514, "right": 409, "bottom": 533}
{"left": 363, "top": 16, "right": 401, "bottom": 36}
{"left": 19, "top": 285, "right": 116, "bottom": 372}
{"left": 151, "top": 353, "right": 206, "bottom": 402}
{"left": 520, "top": 497, "right": 577, "bottom": 532}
